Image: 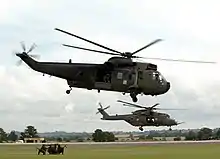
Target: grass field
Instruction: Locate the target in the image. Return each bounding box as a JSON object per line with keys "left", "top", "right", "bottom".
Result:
{"left": 0, "top": 143, "right": 220, "bottom": 159}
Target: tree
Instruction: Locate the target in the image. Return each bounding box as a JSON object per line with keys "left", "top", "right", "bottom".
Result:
{"left": 7, "top": 131, "right": 18, "bottom": 142}
{"left": 145, "top": 135, "right": 153, "bottom": 140}
{"left": 197, "top": 127, "right": 212, "bottom": 140}
{"left": 138, "top": 135, "right": 146, "bottom": 140}
{"left": 92, "top": 129, "right": 105, "bottom": 142}
{"left": 92, "top": 129, "right": 115, "bottom": 142}
{"left": 185, "top": 130, "right": 197, "bottom": 140}
{"left": 0, "top": 128, "right": 8, "bottom": 143}
{"left": 216, "top": 128, "right": 220, "bottom": 139}
{"left": 129, "top": 133, "right": 134, "bottom": 140}
{"left": 63, "top": 137, "right": 70, "bottom": 142}
{"left": 20, "top": 125, "right": 38, "bottom": 139}
{"left": 57, "top": 137, "right": 62, "bottom": 142}
{"left": 103, "top": 132, "right": 115, "bottom": 142}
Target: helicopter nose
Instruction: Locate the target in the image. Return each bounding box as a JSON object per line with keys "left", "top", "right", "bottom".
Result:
{"left": 170, "top": 119, "right": 177, "bottom": 126}
{"left": 166, "top": 82, "right": 170, "bottom": 92}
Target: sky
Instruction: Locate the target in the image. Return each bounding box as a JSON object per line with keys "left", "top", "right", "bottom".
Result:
{"left": 0, "top": 0, "right": 220, "bottom": 133}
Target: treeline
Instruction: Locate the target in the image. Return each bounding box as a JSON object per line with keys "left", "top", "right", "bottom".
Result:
{"left": 184, "top": 127, "right": 220, "bottom": 140}
{"left": 140, "top": 127, "right": 220, "bottom": 141}
{"left": 1, "top": 126, "right": 220, "bottom": 143}
{"left": 0, "top": 126, "right": 116, "bottom": 143}
{"left": 45, "top": 129, "right": 116, "bottom": 142}
{"left": 0, "top": 125, "right": 40, "bottom": 143}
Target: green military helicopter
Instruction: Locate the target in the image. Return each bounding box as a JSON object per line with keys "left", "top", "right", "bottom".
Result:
{"left": 96, "top": 100, "right": 185, "bottom": 131}
{"left": 14, "top": 28, "right": 216, "bottom": 102}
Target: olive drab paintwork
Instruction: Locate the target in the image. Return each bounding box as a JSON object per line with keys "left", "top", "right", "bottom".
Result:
{"left": 96, "top": 101, "right": 185, "bottom": 131}
{"left": 15, "top": 48, "right": 170, "bottom": 103}
{"left": 14, "top": 28, "right": 215, "bottom": 102}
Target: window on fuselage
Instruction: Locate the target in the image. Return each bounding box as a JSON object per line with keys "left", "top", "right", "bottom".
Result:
{"left": 117, "top": 72, "right": 123, "bottom": 79}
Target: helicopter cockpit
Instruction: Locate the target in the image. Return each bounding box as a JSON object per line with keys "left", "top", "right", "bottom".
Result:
{"left": 152, "top": 71, "right": 166, "bottom": 85}
{"left": 158, "top": 112, "right": 170, "bottom": 118}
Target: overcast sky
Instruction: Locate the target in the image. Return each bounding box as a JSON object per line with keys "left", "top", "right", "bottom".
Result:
{"left": 0, "top": 0, "right": 220, "bottom": 133}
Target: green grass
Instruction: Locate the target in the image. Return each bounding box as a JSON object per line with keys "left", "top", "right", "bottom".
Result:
{"left": 0, "top": 143, "right": 220, "bottom": 159}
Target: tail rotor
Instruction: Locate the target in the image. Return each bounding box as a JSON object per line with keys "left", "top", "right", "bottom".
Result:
{"left": 96, "top": 102, "right": 110, "bottom": 114}
{"left": 14, "top": 42, "right": 40, "bottom": 66}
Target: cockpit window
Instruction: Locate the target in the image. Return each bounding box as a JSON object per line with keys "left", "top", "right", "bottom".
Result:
{"left": 152, "top": 72, "right": 165, "bottom": 84}
{"left": 165, "top": 114, "right": 170, "bottom": 118}
{"left": 160, "top": 113, "right": 170, "bottom": 118}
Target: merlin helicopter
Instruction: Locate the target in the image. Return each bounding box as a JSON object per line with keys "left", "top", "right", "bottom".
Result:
{"left": 14, "top": 28, "right": 216, "bottom": 102}
{"left": 96, "top": 100, "right": 185, "bottom": 131}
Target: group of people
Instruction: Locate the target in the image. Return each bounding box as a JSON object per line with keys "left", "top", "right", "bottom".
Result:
{"left": 37, "top": 143, "right": 66, "bottom": 155}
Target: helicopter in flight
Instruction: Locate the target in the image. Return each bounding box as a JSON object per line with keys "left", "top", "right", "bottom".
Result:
{"left": 96, "top": 100, "right": 185, "bottom": 131}
{"left": 14, "top": 28, "right": 216, "bottom": 102}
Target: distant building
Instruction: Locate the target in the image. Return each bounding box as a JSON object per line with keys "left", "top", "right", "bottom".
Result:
{"left": 16, "top": 140, "right": 24, "bottom": 143}
{"left": 153, "top": 136, "right": 185, "bottom": 141}
{"left": 115, "top": 134, "right": 139, "bottom": 141}
{"left": 23, "top": 137, "right": 45, "bottom": 143}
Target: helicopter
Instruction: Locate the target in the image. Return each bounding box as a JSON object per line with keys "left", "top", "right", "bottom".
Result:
{"left": 14, "top": 28, "right": 216, "bottom": 102}
{"left": 96, "top": 100, "right": 185, "bottom": 131}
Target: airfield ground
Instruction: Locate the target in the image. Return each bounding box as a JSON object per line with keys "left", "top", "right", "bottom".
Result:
{"left": 0, "top": 141, "right": 220, "bottom": 159}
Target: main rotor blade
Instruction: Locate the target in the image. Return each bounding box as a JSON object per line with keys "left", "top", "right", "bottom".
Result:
{"left": 55, "top": 28, "right": 122, "bottom": 54}
{"left": 143, "top": 57, "right": 217, "bottom": 64}
{"left": 132, "top": 39, "right": 163, "bottom": 55}
{"left": 155, "top": 108, "right": 187, "bottom": 110}
{"left": 123, "top": 104, "right": 145, "bottom": 109}
{"left": 117, "top": 100, "right": 146, "bottom": 109}
{"left": 150, "top": 103, "right": 160, "bottom": 109}
{"left": 98, "top": 102, "right": 103, "bottom": 108}
{"left": 63, "top": 44, "right": 119, "bottom": 56}
{"left": 16, "top": 60, "right": 22, "bottom": 66}
{"left": 20, "top": 41, "right": 26, "bottom": 52}
{"left": 103, "top": 106, "right": 110, "bottom": 110}
{"left": 27, "top": 43, "right": 36, "bottom": 53}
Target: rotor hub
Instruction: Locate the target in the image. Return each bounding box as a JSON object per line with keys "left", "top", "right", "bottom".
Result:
{"left": 122, "top": 52, "right": 132, "bottom": 57}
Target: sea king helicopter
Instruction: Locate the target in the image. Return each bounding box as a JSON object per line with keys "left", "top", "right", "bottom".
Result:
{"left": 96, "top": 100, "right": 185, "bottom": 131}
{"left": 14, "top": 28, "right": 216, "bottom": 102}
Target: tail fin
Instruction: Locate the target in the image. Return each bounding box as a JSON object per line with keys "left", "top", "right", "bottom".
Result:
{"left": 96, "top": 102, "right": 110, "bottom": 119}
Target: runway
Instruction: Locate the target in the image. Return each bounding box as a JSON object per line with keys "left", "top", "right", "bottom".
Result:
{"left": 1, "top": 140, "right": 220, "bottom": 145}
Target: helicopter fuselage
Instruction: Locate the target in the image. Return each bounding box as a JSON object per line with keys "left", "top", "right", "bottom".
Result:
{"left": 97, "top": 102, "right": 181, "bottom": 131}
{"left": 101, "top": 112, "right": 178, "bottom": 127}
{"left": 16, "top": 54, "right": 170, "bottom": 102}
{"left": 125, "top": 114, "right": 176, "bottom": 127}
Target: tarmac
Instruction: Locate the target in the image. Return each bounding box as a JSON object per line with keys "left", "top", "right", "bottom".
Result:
{"left": 1, "top": 140, "right": 220, "bottom": 145}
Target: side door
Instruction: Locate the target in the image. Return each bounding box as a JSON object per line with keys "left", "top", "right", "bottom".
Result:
{"left": 111, "top": 68, "right": 135, "bottom": 91}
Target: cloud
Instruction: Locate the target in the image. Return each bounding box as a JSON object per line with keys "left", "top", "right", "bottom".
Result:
{"left": 0, "top": 0, "right": 219, "bottom": 133}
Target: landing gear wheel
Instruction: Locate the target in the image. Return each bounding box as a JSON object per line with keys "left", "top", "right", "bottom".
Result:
{"left": 66, "top": 87, "right": 72, "bottom": 94}
{"left": 132, "top": 97, "right": 138, "bottom": 102}
{"left": 130, "top": 92, "right": 138, "bottom": 102}
{"left": 139, "top": 127, "right": 143, "bottom": 131}
{"left": 169, "top": 127, "right": 172, "bottom": 131}
{"left": 66, "top": 90, "right": 71, "bottom": 94}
